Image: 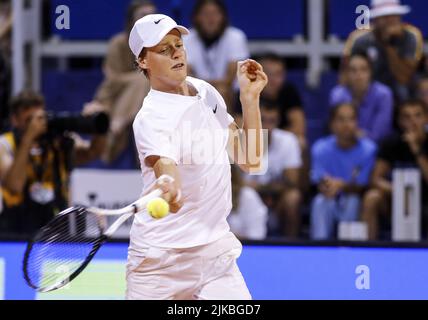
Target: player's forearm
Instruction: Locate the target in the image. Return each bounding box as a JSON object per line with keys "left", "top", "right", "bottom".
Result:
{"left": 240, "top": 95, "right": 263, "bottom": 171}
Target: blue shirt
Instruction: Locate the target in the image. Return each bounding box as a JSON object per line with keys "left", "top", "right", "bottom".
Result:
{"left": 329, "top": 81, "right": 393, "bottom": 143}
{"left": 311, "top": 135, "right": 377, "bottom": 186}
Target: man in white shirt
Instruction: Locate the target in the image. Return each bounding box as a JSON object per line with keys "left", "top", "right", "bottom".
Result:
{"left": 127, "top": 14, "right": 267, "bottom": 300}
{"left": 246, "top": 101, "right": 303, "bottom": 238}
{"left": 183, "top": 0, "right": 249, "bottom": 108}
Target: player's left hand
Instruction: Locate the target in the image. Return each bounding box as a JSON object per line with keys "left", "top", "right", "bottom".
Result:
{"left": 237, "top": 59, "right": 268, "bottom": 101}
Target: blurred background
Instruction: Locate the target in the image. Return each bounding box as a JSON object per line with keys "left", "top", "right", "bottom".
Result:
{"left": 1, "top": 0, "right": 428, "bottom": 299}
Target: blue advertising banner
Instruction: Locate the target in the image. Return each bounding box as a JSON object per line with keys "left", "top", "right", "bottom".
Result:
{"left": 1, "top": 242, "right": 428, "bottom": 300}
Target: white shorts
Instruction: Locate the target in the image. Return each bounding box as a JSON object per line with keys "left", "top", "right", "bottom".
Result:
{"left": 125, "top": 232, "right": 252, "bottom": 300}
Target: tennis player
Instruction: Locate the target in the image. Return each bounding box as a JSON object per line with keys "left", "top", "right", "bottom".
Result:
{"left": 127, "top": 14, "right": 267, "bottom": 300}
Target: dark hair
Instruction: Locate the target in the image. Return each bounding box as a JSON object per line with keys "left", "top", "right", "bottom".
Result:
{"left": 347, "top": 51, "right": 373, "bottom": 72}
{"left": 9, "top": 91, "right": 45, "bottom": 115}
{"left": 192, "top": 0, "right": 229, "bottom": 33}
{"left": 398, "top": 99, "right": 427, "bottom": 115}
{"left": 259, "top": 98, "right": 281, "bottom": 113}
{"left": 329, "top": 103, "right": 358, "bottom": 123}
{"left": 125, "top": 0, "right": 156, "bottom": 34}
{"left": 257, "top": 52, "right": 286, "bottom": 68}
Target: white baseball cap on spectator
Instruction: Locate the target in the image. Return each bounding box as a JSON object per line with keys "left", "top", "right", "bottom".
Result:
{"left": 129, "top": 14, "right": 189, "bottom": 58}
{"left": 370, "top": 0, "right": 411, "bottom": 19}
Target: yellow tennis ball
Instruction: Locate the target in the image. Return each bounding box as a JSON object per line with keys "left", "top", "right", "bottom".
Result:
{"left": 147, "top": 197, "right": 170, "bottom": 219}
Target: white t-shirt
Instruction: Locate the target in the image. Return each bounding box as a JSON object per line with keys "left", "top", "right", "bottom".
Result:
{"left": 227, "top": 186, "right": 268, "bottom": 240}
{"left": 183, "top": 27, "right": 249, "bottom": 81}
{"left": 246, "top": 129, "right": 302, "bottom": 185}
{"left": 131, "top": 76, "right": 235, "bottom": 249}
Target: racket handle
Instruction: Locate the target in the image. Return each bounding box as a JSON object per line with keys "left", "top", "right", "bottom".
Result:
{"left": 132, "top": 188, "right": 163, "bottom": 212}
{"left": 104, "top": 189, "right": 163, "bottom": 237}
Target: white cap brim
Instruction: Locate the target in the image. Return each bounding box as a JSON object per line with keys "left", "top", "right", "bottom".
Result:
{"left": 131, "top": 25, "right": 189, "bottom": 58}
{"left": 370, "top": 5, "right": 410, "bottom": 19}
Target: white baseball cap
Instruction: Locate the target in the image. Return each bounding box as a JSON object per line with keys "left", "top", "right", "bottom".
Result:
{"left": 370, "top": 0, "right": 411, "bottom": 19}
{"left": 129, "top": 14, "right": 189, "bottom": 57}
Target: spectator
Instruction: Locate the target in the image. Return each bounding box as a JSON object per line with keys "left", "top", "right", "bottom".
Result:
{"left": 343, "top": 0, "right": 423, "bottom": 102}
{"left": 92, "top": 0, "right": 155, "bottom": 165}
{"left": 245, "top": 101, "right": 302, "bottom": 238}
{"left": 310, "top": 104, "right": 377, "bottom": 240}
{"left": 228, "top": 165, "right": 268, "bottom": 240}
{"left": 0, "top": 0, "right": 11, "bottom": 131}
{"left": 0, "top": 91, "right": 106, "bottom": 235}
{"left": 0, "top": 0, "right": 11, "bottom": 53}
{"left": 255, "top": 53, "right": 310, "bottom": 194}
{"left": 257, "top": 53, "right": 306, "bottom": 146}
{"left": 416, "top": 75, "right": 428, "bottom": 114}
{"left": 184, "top": 0, "right": 249, "bottom": 108}
{"left": 362, "top": 99, "right": 428, "bottom": 240}
{"left": 330, "top": 52, "right": 394, "bottom": 143}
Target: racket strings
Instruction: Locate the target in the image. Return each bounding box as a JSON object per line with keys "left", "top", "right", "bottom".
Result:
{"left": 24, "top": 207, "right": 105, "bottom": 291}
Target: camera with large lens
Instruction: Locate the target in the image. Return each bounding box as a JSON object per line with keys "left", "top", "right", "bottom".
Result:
{"left": 46, "top": 111, "right": 110, "bottom": 137}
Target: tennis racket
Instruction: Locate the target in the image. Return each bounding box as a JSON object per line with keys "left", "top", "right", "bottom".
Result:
{"left": 22, "top": 188, "right": 163, "bottom": 293}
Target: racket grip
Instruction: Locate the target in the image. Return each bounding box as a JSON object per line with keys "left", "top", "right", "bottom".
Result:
{"left": 133, "top": 188, "right": 163, "bottom": 212}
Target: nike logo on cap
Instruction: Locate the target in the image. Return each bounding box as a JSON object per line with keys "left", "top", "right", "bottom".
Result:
{"left": 154, "top": 18, "right": 165, "bottom": 24}
{"left": 213, "top": 105, "right": 218, "bottom": 114}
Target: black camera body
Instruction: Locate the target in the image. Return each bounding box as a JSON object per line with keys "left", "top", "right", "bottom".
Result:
{"left": 46, "top": 111, "right": 110, "bottom": 137}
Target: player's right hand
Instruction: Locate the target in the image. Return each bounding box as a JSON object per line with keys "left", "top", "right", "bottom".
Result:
{"left": 24, "top": 109, "right": 47, "bottom": 142}
{"left": 155, "top": 174, "right": 183, "bottom": 213}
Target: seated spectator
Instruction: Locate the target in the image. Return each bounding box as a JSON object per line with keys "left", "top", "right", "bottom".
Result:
{"left": 184, "top": 0, "right": 249, "bottom": 108}
{"left": 91, "top": 0, "right": 155, "bottom": 165}
{"left": 0, "top": 0, "right": 11, "bottom": 52}
{"left": 416, "top": 75, "right": 428, "bottom": 114}
{"left": 0, "top": 0, "right": 11, "bottom": 131}
{"left": 245, "top": 101, "right": 302, "bottom": 239}
{"left": 330, "top": 52, "right": 394, "bottom": 143}
{"left": 255, "top": 53, "right": 309, "bottom": 193}
{"left": 228, "top": 165, "right": 268, "bottom": 240}
{"left": 0, "top": 49, "right": 10, "bottom": 132}
{"left": 256, "top": 53, "right": 306, "bottom": 146}
{"left": 343, "top": 0, "right": 423, "bottom": 102}
{"left": 310, "top": 104, "right": 377, "bottom": 240}
{"left": 0, "top": 91, "right": 106, "bottom": 235}
{"left": 362, "top": 99, "right": 428, "bottom": 240}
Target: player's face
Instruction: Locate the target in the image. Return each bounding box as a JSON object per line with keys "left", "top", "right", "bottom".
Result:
{"left": 348, "top": 56, "right": 371, "bottom": 92}
{"left": 142, "top": 29, "right": 187, "bottom": 85}
{"left": 331, "top": 105, "right": 358, "bottom": 140}
{"left": 195, "top": 2, "right": 224, "bottom": 36}
{"left": 399, "top": 104, "right": 427, "bottom": 134}
{"left": 260, "top": 60, "right": 285, "bottom": 97}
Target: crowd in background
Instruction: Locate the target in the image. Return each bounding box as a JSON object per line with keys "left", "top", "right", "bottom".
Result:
{"left": 0, "top": 0, "right": 427, "bottom": 242}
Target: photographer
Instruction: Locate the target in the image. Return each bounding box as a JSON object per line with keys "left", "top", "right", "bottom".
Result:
{"left": 0, "top": 91, "right": 106, "bottom": 236}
